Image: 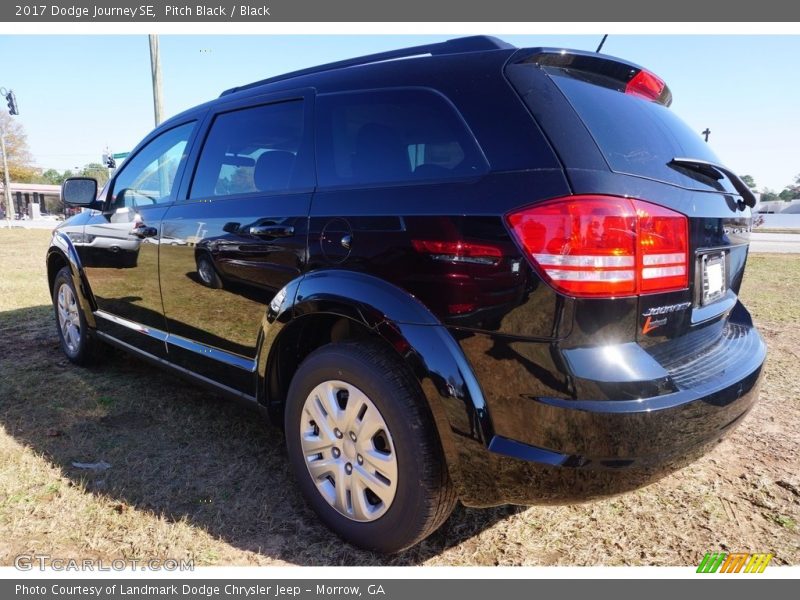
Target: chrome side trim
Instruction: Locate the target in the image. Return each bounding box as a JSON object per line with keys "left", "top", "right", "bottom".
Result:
{"left": 94, "top": 310, "right": 256, "bottom": 372}
{"left": 166, "top": 333, "right": 256, "bottom": 372}
{"left": 94, "top": 331, "right": 257, "bottom": 404}
{"left": 95, "top": 310, "right": 169, "bottom": 341}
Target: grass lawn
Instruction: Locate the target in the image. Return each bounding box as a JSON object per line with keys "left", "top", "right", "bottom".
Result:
{"left": 0, "top": 228, "right": 798, "bottom": 566}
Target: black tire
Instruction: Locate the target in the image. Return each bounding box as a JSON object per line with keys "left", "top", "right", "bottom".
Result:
{"left": 285, "top": 340, "right": 457, "bottom": 553}
{"left": 52, "top": 266, "right": 97, "bottom": 366}
{"left": 196, "top": 254, "right": 223, "bottom": 289}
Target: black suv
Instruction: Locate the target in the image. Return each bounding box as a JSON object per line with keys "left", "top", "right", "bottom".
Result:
{"left": 48, "top": 36, "right": 765, "bottom": 553}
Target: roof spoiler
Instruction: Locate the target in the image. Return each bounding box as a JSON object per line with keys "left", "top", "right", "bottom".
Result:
{"left": 511, "top": 48, "right": 673, "bottom": 107}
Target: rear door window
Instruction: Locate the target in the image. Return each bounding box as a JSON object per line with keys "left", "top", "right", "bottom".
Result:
{"left": 548, "top": 72, "right": 737, "bottom": 193}
{"left": 315, "top": 88, "right": 488, "bottom": 188}
{"left": 189, "top": 99, "right": 312, "bottom": 199}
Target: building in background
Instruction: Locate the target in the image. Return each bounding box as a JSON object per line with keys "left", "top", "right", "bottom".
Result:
{"left": 0, "top": 182, "right": 62, "bottom": 218}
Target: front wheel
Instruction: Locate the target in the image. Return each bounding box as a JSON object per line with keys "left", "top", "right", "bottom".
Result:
{"left": 52, "top": 267, "right": 97, "bottom": 365}
{"left": 285, "top": 340, "right": 457, "bottom": 553}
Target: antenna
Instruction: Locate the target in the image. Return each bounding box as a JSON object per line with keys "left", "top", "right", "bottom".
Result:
{"left": 596, "top": 34, "right": 609, "bottom": 53}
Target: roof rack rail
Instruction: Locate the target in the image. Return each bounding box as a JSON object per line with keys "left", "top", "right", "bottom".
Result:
{"left": 219, "top": 36, "right": 515, "bottom": 97}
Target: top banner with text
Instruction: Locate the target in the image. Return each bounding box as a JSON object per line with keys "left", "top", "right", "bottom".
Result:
{"left": 4, "top": 0, "right": 800, "bottom": 22}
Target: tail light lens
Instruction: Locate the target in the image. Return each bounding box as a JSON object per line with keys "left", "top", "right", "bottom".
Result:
{"left": 411, "top": 239, "right": 502, "bottom": 265}
{"left": 636, "top": 201, "right": 689, "bottom": 292}
{"left": 506, "top": 195, "right": 688, "bottom": 298}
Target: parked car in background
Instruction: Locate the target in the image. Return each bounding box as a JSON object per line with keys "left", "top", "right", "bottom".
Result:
{"left": 46, "top": 36, "right": 765, "bottom": 553}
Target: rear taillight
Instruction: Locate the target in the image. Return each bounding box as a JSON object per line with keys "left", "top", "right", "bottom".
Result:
{"left": 636, "top": 201, "right": 688, "bottom": 292}
{"left": 411, "top": 240, "right": 502, "bottom": 265}
{"left": 506, "top": 195, "right": 688, "bottom": 298}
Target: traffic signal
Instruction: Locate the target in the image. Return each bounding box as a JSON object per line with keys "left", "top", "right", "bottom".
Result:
{"left": 5, "top": 90, "right": 18, "bottom": 115}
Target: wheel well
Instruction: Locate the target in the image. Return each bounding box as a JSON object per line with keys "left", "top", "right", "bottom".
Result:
{"left": 265, "top": 314, "right": 402, "bottom": 425}
{"left": 47, "top": 250, "right": 69, "bottom": 295}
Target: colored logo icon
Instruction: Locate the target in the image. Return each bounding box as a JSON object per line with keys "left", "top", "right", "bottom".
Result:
{"left": 697, "top": 552, "right": 773, "bottom": 573}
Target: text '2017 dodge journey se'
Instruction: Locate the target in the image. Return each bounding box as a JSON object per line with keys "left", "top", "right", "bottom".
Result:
{"left": 48, "top": 36, "right": 765, "bottom": 553}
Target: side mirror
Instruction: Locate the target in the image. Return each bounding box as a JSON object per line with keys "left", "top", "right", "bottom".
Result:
{"left": 222, "top": 222, "right": 241, "bottom": 234}
{"left": 62, "top": 177, "right": 100, "bottom": 208}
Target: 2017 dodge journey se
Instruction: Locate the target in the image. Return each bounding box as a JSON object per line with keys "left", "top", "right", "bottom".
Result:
{"left": 47, "top": 36, "right": 766, "bottom": 553}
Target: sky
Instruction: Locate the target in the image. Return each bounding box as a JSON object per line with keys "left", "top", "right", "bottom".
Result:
{"left": 0, "top": 34, "right": 798, "bottom": 191}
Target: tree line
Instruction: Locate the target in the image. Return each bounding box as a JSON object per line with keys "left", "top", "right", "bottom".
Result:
{"left": 0, "top": 111, "right": 110, "bottom": 190}
{"left": 741, "top": 174, "right": 799, "bottom": 203}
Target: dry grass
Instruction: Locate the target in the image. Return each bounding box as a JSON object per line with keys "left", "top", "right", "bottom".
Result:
{"left": 0, "top": 229, "right": 798, "bottom": 566}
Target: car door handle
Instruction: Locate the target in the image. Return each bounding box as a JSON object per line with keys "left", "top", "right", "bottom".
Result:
{"left": 130, "top": 225, "right": 158, "bottom": 239}
{"left": 249, "top": 225, "right": 295, "bottom": 238}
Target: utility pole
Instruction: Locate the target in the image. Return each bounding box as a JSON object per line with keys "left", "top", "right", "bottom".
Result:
{"left": 0, "top": 131, "right": 14, "bottom": 221}
{"left": 149, "top": 34, "right": 164, "bottom": 126}
{"left": 702, "top": 128, "right": 711, "bottom": 143}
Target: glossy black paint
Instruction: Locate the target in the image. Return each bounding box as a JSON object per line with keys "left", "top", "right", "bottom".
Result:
{"left": 462, "top": 344, "right": 763, "bottom": 506}
{"left": 46, "top": 230, "right": 97, "bottom": 329}
{"left": 306, "top": 171, "right": 573, "bottom": 337}
{"left": 258, "top": 275, "right": 496, "bottom": 503}
{"left": 47, "top": 37, "right": 766, "bottom": 508}
{"left": 83, "top": 205, "right": 172, "bottom": 357}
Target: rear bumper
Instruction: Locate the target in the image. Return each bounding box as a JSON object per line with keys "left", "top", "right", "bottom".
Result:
{"left": 450, "top": 318, "right": 766, "bottom": 507}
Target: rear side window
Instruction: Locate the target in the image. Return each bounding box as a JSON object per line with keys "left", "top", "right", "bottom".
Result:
{"left": 316, "top": 89, "right": 487, "bottom": 188}
{"left": 549, "top": 72, "right": 736, "bottom": 193}
{"left": 189, "top": 99, "right": 312, "bottom": 199}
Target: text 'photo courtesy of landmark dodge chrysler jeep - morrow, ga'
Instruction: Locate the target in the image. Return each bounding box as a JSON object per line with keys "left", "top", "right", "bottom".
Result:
{"left": 48, "top": 36, "right": 765, "bottom": 553}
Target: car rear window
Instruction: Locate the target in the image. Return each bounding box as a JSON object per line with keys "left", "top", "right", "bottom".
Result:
{"left": 548, "top": 71, "right": 737, "bottom": 193}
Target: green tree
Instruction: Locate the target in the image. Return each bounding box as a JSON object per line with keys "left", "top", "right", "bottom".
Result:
{"left": 760, "top": 189, "right": 779, "bottom": 203}
{"left": 779, "top": 188, "right": 795, "bottom": 201}
{"left": 80, "top": 162, "right": 110, "bottom": 186}
{"left": 39, "top": 168, "right": 66, "bottom": 185}
{"left": 741, "top": 174, "right": 757, "bottom": 189}
{"left": 790, "top": 174, "right": 800, "bottom": 198}
{"left": 0, "top": 111, "right": 38, "bottom": 184}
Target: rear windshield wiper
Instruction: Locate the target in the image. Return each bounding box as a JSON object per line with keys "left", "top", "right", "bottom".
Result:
{"left": 669, "top": 157, "right": 757, "bottom": 208}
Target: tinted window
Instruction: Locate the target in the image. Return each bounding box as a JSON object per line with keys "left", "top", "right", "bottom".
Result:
{"left": 190, "top": 100, "right": 309, "bottom": 199}
{"left": 550, "top": 72, "right": 736, "bottom": 193}
{"left": 110, "top": 122, "right": 194, "bottom": 209}
{"left": 316, "top": 89, "right": 487, "bottom": 188}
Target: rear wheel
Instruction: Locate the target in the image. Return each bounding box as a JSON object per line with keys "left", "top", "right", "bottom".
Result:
{"left": 285, "top": 340, "right": 457, "bottom": 553}
{"left": 52, "top": 267, "right": 96, "bottom": 365}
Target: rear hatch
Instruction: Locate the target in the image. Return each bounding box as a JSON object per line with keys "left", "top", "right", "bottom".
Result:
{"left": 504, "top": 49, "right": 756, "bottom": 356}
